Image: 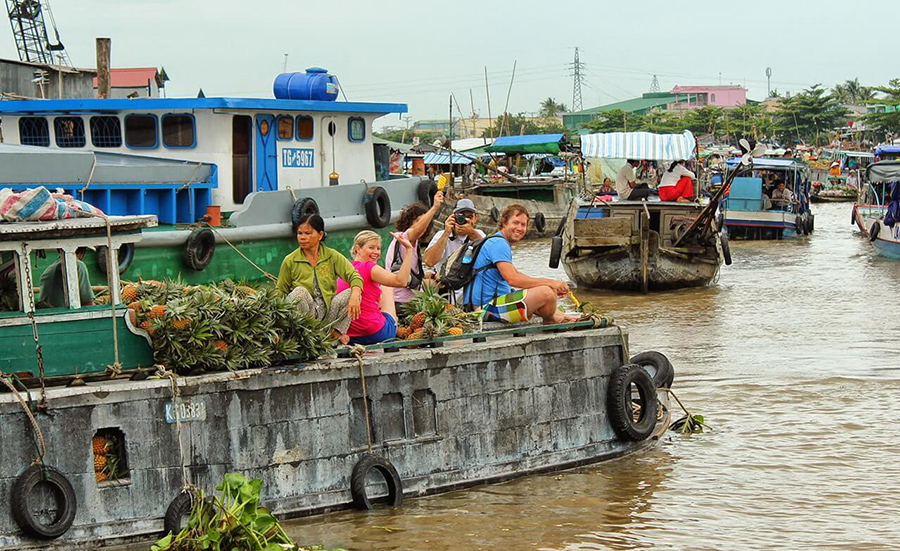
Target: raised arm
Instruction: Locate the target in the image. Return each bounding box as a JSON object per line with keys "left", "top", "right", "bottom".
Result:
{"left": 375, "top": 232, "right": 415, "bottom": 287}
{"left": 423, "top": 215, "right": 456, "bottom": 268}
{"left": 407, "top": 191, "right": 445, "bottom": 243}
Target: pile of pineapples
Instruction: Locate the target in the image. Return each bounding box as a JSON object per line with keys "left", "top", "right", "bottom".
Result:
{"left": 122, "top": 279, "right": 333, "bottom": 374}
{"left": 397, "top": 285, "right": 475, "bottom": 341}
{"left": 92, "top": 434, "right": 125, "bottom": 483}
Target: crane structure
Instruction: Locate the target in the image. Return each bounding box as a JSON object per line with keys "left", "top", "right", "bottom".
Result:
{"left": 6, "top": 0, "right": 71, "bottom": 66}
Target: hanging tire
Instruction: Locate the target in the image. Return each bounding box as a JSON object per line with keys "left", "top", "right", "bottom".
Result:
{"left": 183, "top": 228, "right": 216, "bottom": 271}
{"left": 417, "top": 179, "right": 438, "bottom": 207}
{"left": 607, "top": 364, "right": 658, "bottom": 441}
{"left": 555, "top": 215, "right": 567, "bottom": 237}
{"left": 291, "top": 197, "right": 320, "bottom": 232}
{"left": 96, "top": 243, "right": 135, "bottom": 276}
{"left": 716, "top": 210, "right": 725, "bottom": 231}
{"left": 805, "top": 214, "right": 814, "bottom": 235}
{"left": 720, "top": 232, "right": 732, "bottom": 266}
{"left": 490, "top": 206, "right": 500, "bottom": 223}
{"left": 363, "top": 186, "right": 392, "bottom": 229}
{"left": 533, "top": 212, "right": 546, "bottom": 233}
{"left": 869, "top": 221, "right": 881, "bottom": 242}
{"left": 11, "top": 465, "right": 77, "bottom": 539}
{"left": 629, "top": 351, "right": 675, "bottom": 388}
{"left": 794, "top": 216, "right": 805, "bottom": 235}
{"left": 851, "top": 206, "right": 856, "bottom": 226}
{"left": 164, "top": 492, "right": 213, "bottom": 536}
{"left": 350, "top": 454, "right": 403, "bottom": 510}
{"left": 549, "top": 235, "right": 563, "bottom": 269}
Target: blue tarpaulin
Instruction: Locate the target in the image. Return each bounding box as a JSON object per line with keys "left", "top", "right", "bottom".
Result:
{"left": 423, "top": 152, "right": 473, "bottom": 165}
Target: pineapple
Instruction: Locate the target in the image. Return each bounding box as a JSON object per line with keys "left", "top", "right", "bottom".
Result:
{"left": 422, "top": 320, "right": 445, "bottom": 340}
{"left": 121, "top": 284, "right": 138, "bottom": 303}
{"left": 148, "top": 304, "right": 167, "bottom": 319}
{"left": 236, "top": 285, "right": 256, "bottom": 295}
{"left": 447, "top": 326, "right": 464, "bottom": 336}
{"left": 407, "top": 328, "right": 426, "bottom": 341}
{"left": 95, "top": 472, "right": 109, "bottom": 483}
{"left": 126, "top": 301, "right": 142, "bottom": 312}
{"left": 410, "top": 312, "right": 427, "bottom": 330}
{"left": 93, "top": 454, "right": 107, "bottom": 472}
{"left": 92, "top": 436, "right": 111, "bottom": 455}
{"left": 172, "top": 318, "right": 191, "bottom": 331}
{"left": 139, "top": 320, "right": 151, "bottom": 331}
{"left": 396, "top": 326, "right": 411, "bottom": 340}
{"left": 213, "top": 340, "right": 229, "bottom": 352}
{"left": 127, "top": 309, "right": 138, "bottom": 327}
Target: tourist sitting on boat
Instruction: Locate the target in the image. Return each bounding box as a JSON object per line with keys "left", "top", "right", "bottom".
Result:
{"left": 335, "top": 230, "right": 417, "bottom": 345}
{"left": 658, "top": 160, "right": 696, "bottom": 202}
{"left": 463, "top": 204, "right": 580, "bottom": 325}
{"left": 386, "top": 191, "right": 445, "bottom": 313}
{"left": 276, "top": 214, "right": 363, "bottom": 345}
{"left": 616, "top": 159, "right": 651, "bottom": 200}
{"left": 769, "top": 181, "right": 795, "bottom": 209}
{"left": 598, "top": 177, "right": 616, "bottom": 195}
{"left": 38, "top": 247, "right": 95, "bottom": 308}
{"left": 424, "top": 198, "right": 486, "bottom": 273}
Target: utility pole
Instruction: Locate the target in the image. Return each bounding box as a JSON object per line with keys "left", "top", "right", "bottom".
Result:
{"left": 650, "top": 75, "right": 660, "bottom": 93}
{"left": 569, "top": 47, "right": 585, "bottom": 113}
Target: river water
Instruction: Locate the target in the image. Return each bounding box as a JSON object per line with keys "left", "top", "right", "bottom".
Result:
{"left": 285, "top": 203, "right": 900, "bottom": 551}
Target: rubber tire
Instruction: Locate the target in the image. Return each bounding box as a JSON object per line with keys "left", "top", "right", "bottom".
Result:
{"left": 183, "top": 228, "right": 216, "bottom": 271}
{"left": 555, "top": 215, "right": 567, "bottom": 237}
{"left": 417, "top": 179, "right": 438, "bottom": 207}
{"left": 607, "top": 364, "right": 659, "bottom": 442}
{"left": 795, "top": 216, "right": 805, "bottom": 235}
{"left": 720, "top": 232, "right": 732, "bottom": 266}
{"left": 805, "top": 214, "right": 814, "bottom": 235}
{"left": 630, "top": 351, "right": 675, "bottom": 388}
{"left": 350, "top": 454, "right": 403, "bottom": 510}
{"left": 869, "top": 221, "right": 881, "bottom": 242}
{"left": 291, "top": 197, "right": 320, "bottom": 231}
{"left": 363, "top": 186, "right": 391, "bottom": 229}
{"left": 549, "top": 235, "right": 563, "bottom": 269}
{"left": 533, "top": 212, "right": 546, "bottom": 233}
{"left": 96, "top": 243, "right": 135, "bottom": 276}
{"left": 490, "top": 206, "right": 500, "bottom": 223}
{"left": 163, "top": 492, "right": 213, "bottom": 536}
{"left": 851, "top": 206, "right": 857, "bottom": 226}
{"left": 716, "top": 210, "right": 725, "bottom": 231}
{"left": 11, "top": 465, "right": 77, "bottom": 539}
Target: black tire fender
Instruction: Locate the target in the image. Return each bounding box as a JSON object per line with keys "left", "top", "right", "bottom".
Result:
{"left": 805, "top": 214, "right": 814, "bottom": 235}
{"left": 11, "top": 465, "right": 77, "bottom": 539}
{"left": 97, "top": 243, "right": 135, "bottom": 276}
{"left": 629, "top": 351, "right": 675, "bottom": 388}
{"left": 794, "top": 215, "right": 806, "bottom": 235}
{"left": 350, "top": 454, "right": 403, "bottom": 510}
{"left": 417, "top": 179, "right": 438, "bottom": 207}
{"left": 851, "top": 206, "right": 857, "bottom": 226}
{"left": 869, "top": 221, "right": 881, "bottom": 242}
{"left": 533, "top": 212, "right": 546, "bottom": 233}
{"left": 555, "top": 215, "right": 567, "bottom": 237}
{"left": 607, "top": 364, "right": 659, "bottom": 441}
{"left": 291, "top": 197, "right": 320, "bottom": 232}
{"left": 363, "top": 186, "right": 392, "bottom": 229}
{"left": 720, "top": 232, "right": 732, "bottom": 266}
{"left": 490, "top": 206, "right": 500, "bottom": 223}
{"left": 549, "top": 235, "right": 563, "bottom": 269}
{"left": 163, "top": 491, "right": 213, "bottom": 536}
{"left": 183, "top": 228, "right": 216, "bottom": 271}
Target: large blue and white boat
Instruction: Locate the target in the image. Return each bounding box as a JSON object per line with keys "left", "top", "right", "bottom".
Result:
{"left": 860, "top": 161, "right": 900, "bottom": 259}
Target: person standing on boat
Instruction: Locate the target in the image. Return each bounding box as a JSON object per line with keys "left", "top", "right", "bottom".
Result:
{"left": 386, "top": 191, "right": 445, "bottom": 313}
{"left": 658, "top": 160, "right": 696, "bottom": 203}
{"left": 276, "top": 214, "right": 363, "bottom": 345}
{"left": 38, "top": 247, "right": 95, "bottom": 308}
{"left": 615, "top": 159, "right": 651, "bottom": 200}
{"left": 463, "top": 204, "right": 580, "bottom": 325}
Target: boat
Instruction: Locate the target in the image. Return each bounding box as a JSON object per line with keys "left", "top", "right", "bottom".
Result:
{"left": 0, "top": 67, "right": 434, "bottom": 286}
{"left": 858, "top": 161, "right": 900, "bottom": 258}
{"left": 554, "top": 130, "right": 728, "bottom": 292}
{"left": 721, "top": 157, "right": 815, "bottom": 239}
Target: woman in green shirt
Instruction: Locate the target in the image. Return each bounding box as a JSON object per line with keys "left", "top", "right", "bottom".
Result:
{"left": 276, "top": 214, "right": 363, "bottom": 344}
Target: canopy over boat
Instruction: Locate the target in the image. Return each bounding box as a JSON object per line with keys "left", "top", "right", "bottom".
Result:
{"left": 725, "top": 157, "right": 807, "bottom": 170}
{"left": 484, "top": 134, "right": 567, "bottom": 155}
{"left": 581, "top": 130, "right": 696, "bottom": 161}
{"left": 866, "top": 160, "right": 900, "bottom": 183}
{"left": 875, "top": 145, "right": 900, "bottom": 157}
{"left": 422, "top": 152, "right": 473, "bottom": 165}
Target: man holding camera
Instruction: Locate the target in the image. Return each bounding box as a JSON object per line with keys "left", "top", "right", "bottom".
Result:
{"left": 424, "top": 198, "right": 485, "bottom": 274}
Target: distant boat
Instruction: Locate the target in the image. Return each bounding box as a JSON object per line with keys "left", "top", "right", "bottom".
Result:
{"left": 858, "top": 161, "right": 900, "bottom": 259}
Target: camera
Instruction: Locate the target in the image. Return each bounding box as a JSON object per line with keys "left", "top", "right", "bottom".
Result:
{"left": 455, "top": 213, "right": 468, "bottom": 226}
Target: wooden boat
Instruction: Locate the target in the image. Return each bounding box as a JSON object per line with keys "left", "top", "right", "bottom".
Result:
{"left": 858, "top": 161, "right": 900, "bottom": 258}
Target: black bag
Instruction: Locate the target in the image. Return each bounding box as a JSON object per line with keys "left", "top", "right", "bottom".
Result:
{"left": 389, "top": 237, "right": 424, "bottom": 290}
{"left": 439, "top": 234, "right": 502, "bottom": 292}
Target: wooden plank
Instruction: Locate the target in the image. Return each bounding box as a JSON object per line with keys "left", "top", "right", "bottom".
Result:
{"left": 574, "top": 236, "right": 635, "bottom": 247}
{"left": 574, "top": 217, "right": 633, "bottom": 237}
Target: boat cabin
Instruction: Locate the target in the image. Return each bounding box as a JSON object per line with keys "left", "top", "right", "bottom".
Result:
{"left": 723, "top": 157, "right": 813, "bottom": 239}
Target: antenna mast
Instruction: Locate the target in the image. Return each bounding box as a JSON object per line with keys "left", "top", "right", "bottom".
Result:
{"left": 569, "top": 47, "right": 585, "bottom": 112}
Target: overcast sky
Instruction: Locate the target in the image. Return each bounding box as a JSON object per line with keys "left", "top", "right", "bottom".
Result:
{"left": 4, "top": 0, "right": 896, "bottom": 129}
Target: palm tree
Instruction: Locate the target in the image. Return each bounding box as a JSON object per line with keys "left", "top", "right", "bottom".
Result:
{"left": 539, "top": 98, "right": 567, "bottom": 117}
{"left": 832, "top": 78, "right": 874, "bottom": 104}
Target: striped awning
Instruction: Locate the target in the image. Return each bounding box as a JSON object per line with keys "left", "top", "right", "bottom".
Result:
{"left": 581, "top": 130, "right": 696, "bottom": 161}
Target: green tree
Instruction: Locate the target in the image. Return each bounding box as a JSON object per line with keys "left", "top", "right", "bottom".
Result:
{"left": 864, "top": 78, "right": 900, "bottom": 138}
{"left": 683, "top": 106, "right": 726, "bottom": 138}
{"left": 722, "top": 104, "right": 774, "bottom": 142}
{"left": 773, "top": 85, "right": 848, "bottom": 145}
{"left": 580, "top": 109, "right": 647, "bottom": 133}
{"left": 539, "top": 97, "right": 568, "bottom": 117}
{"left": 832, "top": 78, "right": 875, "bottom": 104}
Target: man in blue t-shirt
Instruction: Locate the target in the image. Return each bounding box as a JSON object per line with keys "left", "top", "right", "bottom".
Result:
{"left": 464, "top": 204, "right": 580, "bottom": 324}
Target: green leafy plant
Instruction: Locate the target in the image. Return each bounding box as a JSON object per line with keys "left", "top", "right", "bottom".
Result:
{"left": 671, "top": 413, "right": 710, "bottom": 434}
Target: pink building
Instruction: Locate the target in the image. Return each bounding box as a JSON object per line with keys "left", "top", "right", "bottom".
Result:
{"left": 669, "top": 85, "right": 747, "bottom": 110}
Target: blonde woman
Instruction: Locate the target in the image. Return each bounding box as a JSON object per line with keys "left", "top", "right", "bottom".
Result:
{"left": 336, "top": 230, "right": 415, "bottom": 345}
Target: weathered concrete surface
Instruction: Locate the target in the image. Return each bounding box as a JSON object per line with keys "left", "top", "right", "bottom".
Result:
{"left": 0, "top": 326, "right": 666, "bottom": 549}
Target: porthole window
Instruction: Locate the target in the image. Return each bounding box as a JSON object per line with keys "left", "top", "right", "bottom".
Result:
{"left": 90, "top": 116, "right": 122, "bottom": 147}
{"left": 296, "top": 116, "right": 314, "bottom": 141}
{"left": 277, "top": 115, "right": 294, "bottom": 140}
{"left": 125, "top": 115, "right": 158, "bottom": 148}
{"left": 19, "top": 117, "right": 50, "bottom": 147}
{"left": 348, "top": 117, "right": 365, "bottom": 142}
{"left": 162, "top": 114, "right": 196, "bottom": 148}
{"left": 54, "top": 117, "right": 86, "bottom": 148}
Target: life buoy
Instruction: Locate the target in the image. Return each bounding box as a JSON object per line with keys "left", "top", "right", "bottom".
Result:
{"left": 417, "top": 179, "right": 438, "bottom": 207}
{"left": 183, "top": 228, "right": 216, "bottom": 271}
{"left": 533, "top": 212, "right": 546, "bottom": 233}
{"left": 291, "top": 197, "right": 320, "bottom": 231}
{"left": 490, "top": 206, "right": 500, "bottom": 223}
{"left": 11, "top": 465, "right": 77, "bottom": 539}
{"left": 549, "top": 235, "right": 563, "bottom": 269}
{"left": 629, "top": 351, "right": 675, "bottom": 388}
{"left": 607, "top": 364, "right": 658, "bottom": 441}
{"left": 350, "top": 454, "right": 403, "bottom": 510}
{"left": 720, "top": 232, "right": 732, "bottom": 266}
{"left": 869, "top": 221, "right": 881, "bottom": 242}
{"left": 363, "top": 186, "right": 391, "bottom": 229}
{"left": 96, "top": 243, "right": 135, "bottom": 276}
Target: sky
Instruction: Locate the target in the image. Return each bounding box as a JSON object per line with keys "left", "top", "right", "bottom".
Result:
{"left": 3, "top": 0, "right": 897, "bottom": 131}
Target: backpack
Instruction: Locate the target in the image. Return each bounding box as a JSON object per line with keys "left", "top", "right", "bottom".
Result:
{"left": 439, "top": 234, "right": 503, "bottom": 292}
{"left": 389, "top": 237, "right": 424, "bottom": 290}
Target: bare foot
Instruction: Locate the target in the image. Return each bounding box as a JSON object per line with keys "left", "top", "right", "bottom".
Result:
{"left": 676, "top": 197, "right": 690, "bottom": 203}
{"left": 544, "top": 311, "right": 581, "bottom": 325}
{"left": 338, "top": 334, "right": 350, "bottom": 345}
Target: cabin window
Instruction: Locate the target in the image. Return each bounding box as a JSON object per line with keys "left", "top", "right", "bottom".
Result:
{"left": 296, "top": 116, "right": 314, "bottom": 141}
{"left": 54, "top": 117, "right": 86, "bottom": 148}
{"left": 348, "top": 117, "right": 365, "bottom": 142}
{"left": 19, "top": 117, "right": 50, "bottom": 147}
{"left": 125, "top": 114, "right": 158, "bottom": 148}
{"left": 162, "top": 114, "right": 196, "bottom": 148}
{"left": 276, "top": 115, "right": 293, "bottom": 140}
{"left": 90, "top": 116, "right": 123, "bottom": 148}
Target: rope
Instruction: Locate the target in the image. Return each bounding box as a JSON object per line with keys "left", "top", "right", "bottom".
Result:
{"left": 177, "top": 162, "right": 205, "bottom": 192}
{"left": 203, "top": 223, "right": 277, "bottom": 283}
{"left": 78, "top": 156, "right": 98, "bottom": 198}
{"left": 0, "top": 374, "right": 46, "bottom": 466}
{"left": 349, "top": 345, "right": 374, "bottom": 453}
{"left": 154, "top": 364, "right": 194, "bottom": 491}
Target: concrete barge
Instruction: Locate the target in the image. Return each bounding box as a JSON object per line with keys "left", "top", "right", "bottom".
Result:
{"left": 0, "top": 325, "right": 671, "bottom": 549}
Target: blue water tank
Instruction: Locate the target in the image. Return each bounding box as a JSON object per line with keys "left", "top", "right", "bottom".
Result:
{"left": 273, "top": 67, "right": 339, "bottom": 101}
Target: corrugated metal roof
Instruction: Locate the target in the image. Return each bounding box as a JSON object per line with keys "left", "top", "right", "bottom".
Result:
{"left": 92, "top": 68, "right": 160, "bottom": 88}
{"left": 568, "top": 95, "right": 677, "bottom": 115}
{"left": 423, "top": 152, "right": 473, "bottom": 165}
